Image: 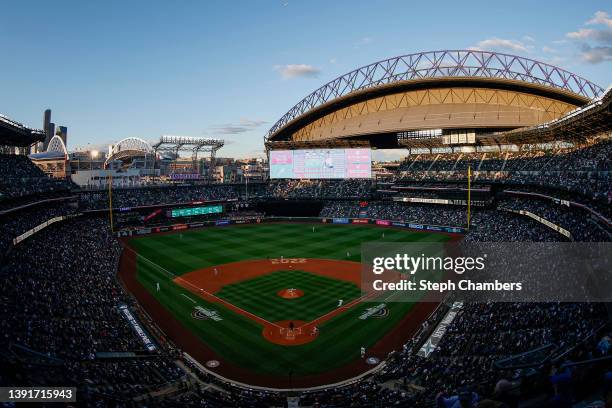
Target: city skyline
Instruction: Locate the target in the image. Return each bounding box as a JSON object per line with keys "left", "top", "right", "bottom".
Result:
{"left": 1, "top": 0, "right": 610, "bottom": 160}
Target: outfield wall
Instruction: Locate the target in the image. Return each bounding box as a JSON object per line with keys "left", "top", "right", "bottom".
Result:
{"left": 116, "top": 216, "right": 466, "bottom": 238}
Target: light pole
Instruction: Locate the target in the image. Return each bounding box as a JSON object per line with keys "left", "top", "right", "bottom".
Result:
{"left": 245, "top": 171, "right": 249, "bottom": 201}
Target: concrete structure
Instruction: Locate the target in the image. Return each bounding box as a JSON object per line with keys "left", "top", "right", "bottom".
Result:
{"left": 29, "top": 135, "right": 70, "bottom": 178}
{"left": 0, "top": 113, "right": 45, "bottom": 154}
{"left": 71, "top": 168, "right": 160, "bottom": 188}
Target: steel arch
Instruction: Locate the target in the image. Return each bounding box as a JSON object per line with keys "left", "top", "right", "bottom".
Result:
{"left": 266, "top": 50, "right": 604, "bottom": 139}
{"left": 105, "top": 137, "right": 154, "bottom": 166}
{"left": 46, "top": 135, "right": 68, "bottom": 155}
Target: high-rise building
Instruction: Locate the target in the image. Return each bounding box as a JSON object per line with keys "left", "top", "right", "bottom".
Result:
{"left": 43, "top": 109, "right": 51, "bottom": 132}
{"left": 58, "top": 126, "right": 68, "bottom": 146}
{"left": 42, "top": 108, "right": 52, "bottom": 150}
{"left": 48, "top": 123, "right": 55, "bottom": 148}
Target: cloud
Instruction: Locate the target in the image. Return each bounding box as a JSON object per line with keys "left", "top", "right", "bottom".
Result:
{"left": 566, "top": 28, "right": 612, "bottom": 43}
{"left": 565, "top": 10, "right": 612, "bottom": 64}
{"left": 522, "top": 35, "right": 536, "bottom": 42}
{"left": 542, "top": 46, "right": 557, "bottom": 53}
{"left": 586, "top": 11, "right": 612, "bottom": 28}
{"left": 210, "top": 118, "right": 267, "bottom": 135}
{"left": 274, "top": 64, "right": 320, "bottom": 79}
{"left": 469, "top": 38, "right": 530, "bottom": 53}
{"left": 579, "top": 44, "right": 612, "bottom": 63}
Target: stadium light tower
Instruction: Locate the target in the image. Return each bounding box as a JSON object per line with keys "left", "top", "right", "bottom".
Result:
{"left": 152, "top": 135, "right": 225, "bottom": 182}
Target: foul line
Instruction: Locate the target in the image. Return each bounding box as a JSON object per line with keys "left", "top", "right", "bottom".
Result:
{"left": 297, "top": 291, "right": 378, "bottom": 330}
{"left": 128, "top": 248, "right": 399, "bottom": 333}
{"left": 124, "top": 246, "right": 283, "bottom": 330}
{"left": 296, "top": 278, "right": 412, "bottom": 331}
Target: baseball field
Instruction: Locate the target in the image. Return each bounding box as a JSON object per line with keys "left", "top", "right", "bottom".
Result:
{"left": 121, "top": 223, "right": 451, "bottom": 387}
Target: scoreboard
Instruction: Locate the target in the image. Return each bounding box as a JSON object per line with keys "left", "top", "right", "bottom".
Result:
{"left": 168, "top": 205, "right": 223, "bottom": 218}
{"left": 269, "top": 148, "right": 371, "bottom": 179}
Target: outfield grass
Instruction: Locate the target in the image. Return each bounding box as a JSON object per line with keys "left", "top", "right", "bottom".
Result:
{"left": 128, "top": 223, "right": 450, "bottom": 378}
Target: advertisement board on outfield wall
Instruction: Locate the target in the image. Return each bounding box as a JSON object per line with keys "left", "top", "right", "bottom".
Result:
{"left": 117, "top": 217, "right": 466, "bottom": 238}
{"left": 352, "top": 219, "right": 369, "bottom": 224}
{"left": 332, "top": 218, "right": 350, "bottom": 224}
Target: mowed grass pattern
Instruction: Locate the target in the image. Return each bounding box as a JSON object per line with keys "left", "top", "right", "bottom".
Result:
{"left": 129, "top": 223, "right": 450, "bottom": 377}
{"left": 217, "top": 270, "right": 361, "bottom": 322}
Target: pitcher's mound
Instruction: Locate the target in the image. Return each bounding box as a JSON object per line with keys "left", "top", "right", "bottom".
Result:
{"left": 277, "top": 288, "right": 304, "bottom": 299}
{"left": 263, "top": 320, "right": 319, "bottom": 346}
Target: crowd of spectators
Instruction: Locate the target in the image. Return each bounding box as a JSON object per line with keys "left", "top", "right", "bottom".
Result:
{"left": 265, "top": 180, "right": 373, "bottom": 199}
{"left": 0, "top": 154, "right": 73, "bottom": 202}
{"left": 0, "top": 217, "right": 185, "bottom": 402}
{"left": 78, "top": 184, "right": 240, "bottom": 210}
{"left": 465, "top": 210, "right": 563, "bottom": 242}
{"left": 1, "top": 204, "right": 609, "bottom": 407}
{"left": 0, "top": 204, "right": 76, "bottom": 255}
{"left": 76, "top": 180, "right": 375, "bottom": 210}
{"left": 319, "top": 200, "right": 572, "bottom": 242}
{"left": 319, "top": 195, "right": 612, "bottom": 242}
{"left": 193, "top": 302, "right": 606, "bottom": 408}
{"left": 1, "top": 145, "right": 611, "bottom": 407}
{"left": 397, "top": 139, "right": 611, "bottom": 202}
{"left": 266, "top": 180, "right": 319, "bottom": 198}
{"left": 320, "top": 201, "right": 466, "bottom": 227}
{"left": 497, "top": 185, "right": 611, "bottom": 220}
{"left": 140, "top": 298, "right": 610, "bottom": 408}
{"left": 498, "top": 197, "right": 611, "bottom": 242}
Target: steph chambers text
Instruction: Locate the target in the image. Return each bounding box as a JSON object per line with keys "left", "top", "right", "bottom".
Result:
{"left": 372, "top": 279, "right": 523, "bottom": 292}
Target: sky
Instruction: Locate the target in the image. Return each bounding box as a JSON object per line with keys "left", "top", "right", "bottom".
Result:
{"left": 1, "top": 0, "right": 610, "bottom": 160}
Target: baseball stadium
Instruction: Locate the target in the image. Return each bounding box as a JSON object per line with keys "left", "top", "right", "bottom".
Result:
{"left": 1, "top": 4, "right": 612, "bottom": 408}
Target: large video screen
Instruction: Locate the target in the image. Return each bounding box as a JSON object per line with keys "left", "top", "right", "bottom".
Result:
{"left": 269, "top": 148, "right": 371, "bottom": 179}
{"left": 169, "top": 205, "right": 223, "bottom": 218}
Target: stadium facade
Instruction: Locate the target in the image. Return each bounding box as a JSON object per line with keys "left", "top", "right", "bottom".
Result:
{"left": 265, "top": 50, "right": 608, "bottom": 150}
